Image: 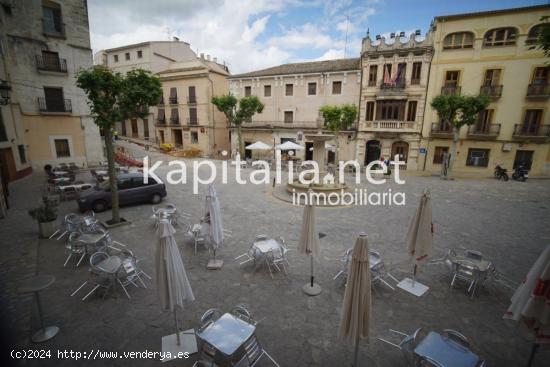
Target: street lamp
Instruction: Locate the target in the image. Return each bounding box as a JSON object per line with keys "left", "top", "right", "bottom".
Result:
{"left": 0, "top": 80, "right": 11, "bottom": 105}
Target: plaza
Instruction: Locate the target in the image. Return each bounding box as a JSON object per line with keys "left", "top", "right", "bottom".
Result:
{"left": 1, "top": 141, "right": 549, "bottom": 366}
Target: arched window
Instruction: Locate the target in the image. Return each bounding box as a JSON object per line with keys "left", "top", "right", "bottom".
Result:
{"left": 443, "top": 32, "right": 474, "bottom": 50}
{"left": 484, "top": 27, "right": 517, "bottom": 47}
{"left": 526, "top": 24, "right": 544, "bottom": 45}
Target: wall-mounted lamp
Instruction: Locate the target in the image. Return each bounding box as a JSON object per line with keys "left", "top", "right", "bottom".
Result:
{"left": 0, "top": 80, "right": 12, "bottom": 105}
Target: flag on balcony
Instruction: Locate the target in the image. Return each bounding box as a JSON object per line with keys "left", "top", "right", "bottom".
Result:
{"left": 383, "top": 64, "right": 392, "bottom": 85}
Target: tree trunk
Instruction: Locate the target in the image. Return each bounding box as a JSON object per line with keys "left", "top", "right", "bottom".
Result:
{"left": 237, "top": 125, "right": 244, "bottom": 157}
{"left": 334, "top": 131, "right": 340, "bottom": 182}
{"left": 447, "top": 126, "right": 460, "bottom": 180}
{"left": 103, "top": 128, "right": 120, "bottom": 223}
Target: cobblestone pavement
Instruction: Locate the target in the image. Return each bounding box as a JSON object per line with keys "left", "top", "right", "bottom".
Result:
{"left": 2, "top": 140, "right": 550, "bottom": 366}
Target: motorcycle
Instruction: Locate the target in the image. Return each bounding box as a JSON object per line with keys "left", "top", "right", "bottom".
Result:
{"left": 494, "top": 164, "right": 508, "bottom": 181}
{"left": 512, "top": 163, "right": 528, "bottom": 182}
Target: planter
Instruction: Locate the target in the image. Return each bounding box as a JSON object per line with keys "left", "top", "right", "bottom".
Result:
{"left": 38, "top": 220, "right": 58, "bottom": 239}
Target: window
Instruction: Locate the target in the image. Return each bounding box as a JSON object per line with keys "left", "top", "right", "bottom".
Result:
{"left": 114, "top": 54, "right": 119, "bottom": 62}
{"left": 526, "top": 24, "right": 544, "bottom": 45}
{"left": 125, "top": 52, "right": 130, "bottom": 60}
{"left": 191, "top": 131, "right": 199, "bottom": 144}
{"left": 157, "top": 109, "right": 165, "bottom": 123}
{"left": 483, "top": 69, "right": 501, "bottom": 86}
{"left": 170, "top": 108, "right": 179, "bottom": 124}
{"left": 18, "top": 145, "right": 26, "bottom": 164}
{"left": 376, "top": 100, "right": 406, "bottom": 120}
{"left": 411, "top": 62, "right": 422, "bottom": 84}
{"left": 476, "top": 109, "right": 494, "bottom": 132}
{"left": 466, "top": 149, "right": 490, "bottom": 167}
{"left": 188, "top": 86, "right": 196, "bottom": 103}
{"left": 284, "top": 111, "right": 293, "bottom": 123}
{"left": 443, "top": 32, "right": 474, "bottom": 49}
{"left": 43, "top": 87, "right": 66, "bottom": 112}
{"left": 137, "top": 50, "right": 143, "bottom": 58}
{"left": 0, "top": 111, "right": 7, "bottom": 141}
{"left": 332, "top": 81, "right": 342, "bottom": 94}
{"left": 308, "top": 82, "right": 317, "bottom": 95}
{"left": 39, "top": 50, "right": 64, "bottom": 72}
{"left": 514, "top": 150, "right": 534, "bottom": 170}
{"left": 42, "top": 4, "right": 63, "bottom": 36}
{"left": 368, "top": 65, "right": 377, "bottom": 86}
{"left": 285, "top": 83, "right": 293, "bottom": 96}
{"left": 365, "top": 102, "right": 375, "bottom": 121}
{"left": 2, "top": 4, "right": 12, "bottom": 15}
{"left": 396, "top": 63, "right": 406, "bottom": 84}
{"left": 532, "top": 67, "right": 549, "bottom": 85}
{"left": 406, "top": 101, "right": 417, "bottom": 121}
{"left": 169, "top": 87, "right": 177, "bottom": 104}
{"left": 433, "top": 146, "right": 449, "bottom": 164}
{"left": 264, "top": 85, "right": 271, "bottom": 97}
{"left": 244, "top": 86, "right": 251, "bottom": 97}
{"left": 445, "top": 71, "right": 460, "bottom": 86}
{"left": 484, "top": 28, "right": 517, "bottom": 47}
{"left": 189, "top": 108, "right": 197, "bottom": 125}
{"left": 54, "top": 139, "right": 70, "bottom": 158}
{"left": 117, "top": 177, "right": 133, "bottom": 191}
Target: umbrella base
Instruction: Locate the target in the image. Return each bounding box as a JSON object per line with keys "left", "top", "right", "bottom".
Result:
{"left": 397, "top": 278, "right": 429, "bottom": 297}
{"left": 161, "top": 329, "right": 197, "bottom": 362}
{"left": 302, "top": 283, "right": 322, "bottom": 296}
{"left": 32, "top": 326, "right": 59, "bottom": 343}
{"left": 206, "top": 259, "right": 224, "bottom": 270}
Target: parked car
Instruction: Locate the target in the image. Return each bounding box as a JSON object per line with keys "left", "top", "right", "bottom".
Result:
{"left": 77, "top": 172, "right": 166, "bottom": 212}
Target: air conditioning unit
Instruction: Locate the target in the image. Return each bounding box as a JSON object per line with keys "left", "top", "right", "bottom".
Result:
{"left": 502, "top": 143, "right": 512, "bottom": 152}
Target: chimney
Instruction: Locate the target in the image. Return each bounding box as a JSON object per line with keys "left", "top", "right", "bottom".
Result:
{"left": 206, "top": 55, "right": 211, "bottom": 61}
{"left": 390, "top": 32, "right": 395, "bottom": 38}
{"left": 200, "top": 53, "right": 205, "bottom": 59}
{"left": 399, "top": 31, "right": 405, "bottom": 37}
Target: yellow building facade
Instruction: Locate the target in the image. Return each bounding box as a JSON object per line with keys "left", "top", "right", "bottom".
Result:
{"left": 420, "top": 5, "right": 550, "bottom": 177}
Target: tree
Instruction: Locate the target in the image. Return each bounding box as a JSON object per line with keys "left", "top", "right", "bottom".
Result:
{"left": 212, "top": 95, "right": 264, "bottom": 157}
{"left": 530, "top": 16, "right": 550, "bottom": 58}
{"left": 431, "top": 94, "right": 490, "bottom": 179}
{"left": 319, "top": 104, "right": 358, "bottom": 170}
{"left": 77, "top": 66, "right": 161, "bottom": 223}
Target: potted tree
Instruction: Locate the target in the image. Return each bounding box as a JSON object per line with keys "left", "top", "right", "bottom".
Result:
{"left": 28, "top": 196, "right": 59, "bottom": 238}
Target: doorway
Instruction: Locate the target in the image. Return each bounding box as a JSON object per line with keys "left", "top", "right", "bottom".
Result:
{"left": 159, "top": 130, "right": 165, "bottom": 144}
{"left": 364, "top": 140, "right": 380, "bottom": 166}
{"left": 244, "top": 141, "right": 252, "bottom": 159}
{"left": 305, "top": 142, "right": 313, "bottom": 161}
{"left": 143, "top": 119, "right": 149, "bottom": 139}
{"left": 0, "top": 148, "right": 17, "bottom": 182}
{"left": 514, "top": 150, "right": 534, "bottom": 170}
{"left": 391, "top": 141, "right": 409, "bottom": 162}
{"left": 327, "top": 151, "right": 335, "bottom": 164}
{"left": 131, "top": 119, "right": 138, "bottom": 138}
{"left": 173, "top": 129, "right": 183, "bottom": 147}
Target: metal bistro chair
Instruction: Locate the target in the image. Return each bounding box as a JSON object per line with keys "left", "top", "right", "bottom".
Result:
{"left": 71, "top": 251, "right": 111, "bottom": 301}
{"left": 441, "top": 329, "right": 470, "bottom": 348}
{"left": 51, "top": 213, "right": 80, "bottom": 240}
{"left": 271, "top": 237, "right": 291, "bottom": 275}
{"left": 450, "top": 259, "right": 482, "bottom": 298}
{"left": 116, "top": 249, "right": 149, "bottom": 299}
{"left": 370, "top": 250, "right": 399, "bottom": 291}
{"left": 81, "top": 211, "right": 101, "bottom": 234}
{"left": 194, "top": 308, "right": 222, "bottom": 367}
{"left": 333, "top": 248, "right": 353, "bottom": 282}
{"left": 235, "top": 235, "right": 267, "bottom": 265}
{"left": 64, "top": 232, "right": 89, "bottom": 267}
{"left": 377, "top": 328, "right": 424, "bottom": 366}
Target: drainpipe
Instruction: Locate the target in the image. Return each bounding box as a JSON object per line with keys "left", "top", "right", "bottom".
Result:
{"left": 207, "top": 74, "right": 215, "bottom": 157}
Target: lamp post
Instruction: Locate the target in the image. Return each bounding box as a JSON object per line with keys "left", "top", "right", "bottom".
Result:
{"left": 0, "top": 80, "right": 12, "bottom": 105}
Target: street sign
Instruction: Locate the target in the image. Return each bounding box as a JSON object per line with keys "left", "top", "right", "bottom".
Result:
{"left": 419, "top": 148, "right": 427, "bottom": 154}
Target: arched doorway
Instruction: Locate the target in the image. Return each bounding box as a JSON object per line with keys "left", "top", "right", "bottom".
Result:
{"left": 391, "top": 141, "right": 409, "bottom": 162}
{"left": 364, "top": 140, "right": 380, "bottom": 166}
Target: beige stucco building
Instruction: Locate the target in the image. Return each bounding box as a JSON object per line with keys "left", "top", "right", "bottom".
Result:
{"left": 153, "top": 56, "right": 231, "bottom": 156}
{"left": 228, "top": 59, "right": 361, "bottom": 162}
{"left": 357, "top": 31, "right": 433, "bottom": 170}
{"left": 420, "top": 5, "right": 550, "bottom": 176}
{"left": 94, "top": 40, "right": 198, "bottom": 141}
{"left": 0, "top": 0, "right": 103, "bottom": 179}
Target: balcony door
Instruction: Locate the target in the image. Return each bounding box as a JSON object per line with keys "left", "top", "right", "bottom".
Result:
{"left": 364, "top": 140, "right": 380, "bottom": 166}
{"left": 476, "top": 109, "right": 493, "bottom": 132}
{"left": 532, "top": 67, "right": 549, "bottom": 85}
{"left": 131, "top": 119, "right": 138, "bottom": 138}
{"left": 483, "top": 69, "right": 501, "bottom": 86}
{"left": 445, "top": 71, "right": 460, "bottom": 87}
{"left": 391, "top": 141, "right": 409, "bottom": 162}
{"left": 523, "top": 109, "right": 542, "bottom": 134}
{"left": 44, "top": 87, "right": 64, "bottom": 112}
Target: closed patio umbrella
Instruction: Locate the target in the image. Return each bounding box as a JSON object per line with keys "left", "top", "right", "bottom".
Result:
{"left": 504, "top": 245, "right": 550, "bottom": 367}
{"left": 156, "top": 219, "right": 195, "bottom": 346}
{"left": 398, "top": 188, "right": 433, "bottom": 296}
{"left": 206, "top": 184, "right": 224, "bottom": 269}
{"left": 298, "top": 196, "right": 321, "bottom": 295}
{"left": 339, "top": 233, "right": 371, "bottom": 367}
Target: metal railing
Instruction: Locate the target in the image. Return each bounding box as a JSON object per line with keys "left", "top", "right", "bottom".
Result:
{"left": 38, "top": 97, "right": 71, "bottom": 113}
{"left": 467, "top": 124, "right": 501, "bottom": 136}
{"left": 36, "top": 55, "right": 67, "bottom": 72}
{"left": 526, "top": 84, "right": 550, "bottom": 98}
{"left": 187, "top": 96, "right": 197, "bottom": 104}
{"left": 187, "top": 118, "right": 199, "bottom": 125}
{"left": 441, "top": 85, "right": 461, "bottom": 95}
{"left": 431, "top": 122, "right": 453, "bottom": 136}
{"left": 367, "top": 121, "right": 415, "bottom": 130}
{"left": 169, "top": 117, "right": 180, "bottom": 124}
{"left": 513, "top": 124, "right": 550, "bottom": 137}
{"left": 479, "top": 85, "right": 503, "bottom": 98}
{"left": 169, "top": 97, "right": 178, "bottom": 104}
{"left": 380, "top": 81, "right": 406, "bottom": 90}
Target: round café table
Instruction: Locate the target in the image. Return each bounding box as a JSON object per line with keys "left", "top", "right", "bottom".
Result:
{"left": 18, "top": 274, "right": 59, "bottom": 343}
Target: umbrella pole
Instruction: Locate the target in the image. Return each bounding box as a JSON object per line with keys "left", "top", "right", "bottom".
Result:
{"left": 412, "top": 263, "right": 417, "bottom": 287}
{"left": 353, "top": 338, "right": 359, "bottom": 367}
{"left": 310, "top": 255, "right": 314, "bottom": 287}
{"left": 526, "top": 343, "right": 538, "bottom": 367}
{"left": 174, "top": 308, "right": 181, "bottom": 346}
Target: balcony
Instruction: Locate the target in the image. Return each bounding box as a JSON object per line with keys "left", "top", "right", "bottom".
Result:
{"left": 169, "top": 117, "right": 180, "bottom": 125}
{"left": 169, "top": 97, "right": 178, "bottom": 104}
{"left": 410, "top": 78, "right": 421, "bottom": 85}
{"left": 378, "top": 82, "right": 406, "bottom": 96}
{"left": 38, "top": 97, "right": 71, "bottom": 113}
{"left": 240, "top": 121, "right": 321, "bottom": 130}
{"left": 441, "top": 85, "right": 461, "bottom": 95}
{"left": 512, "top": 124, "right": 550, "bottom": 141}
{"left": 479, "top": 85, "right": 503, "bottom": 99}
{"left": 431, "top": 123, "right": 454, "bottom": 138}
{"left": 155, "top": 118, "right": 166, "bottom": 126}
{"left": 467, "top": 124, "right": 501, "bottom": 140}
{"left": 526, "top": 84, "right": 550, "bottom": 99}
{"left": 187, "top": 118, "right": 199, "bottom": 125}
{"left": 187, "top": 96, "right": 197, "bottom": 104}
{"left": 42, "top": 18, "right": 65, "bottom": 38}
{"left": 364, "top": 121, "right": 416, "bottom": 133}
{"left": 36, "top": 55, "right": 67, "bottom": 73}
{"left": 367, "top": 80, "right": 376, "bottom": 87}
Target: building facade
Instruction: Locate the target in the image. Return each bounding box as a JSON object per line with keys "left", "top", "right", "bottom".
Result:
{"left": 228, "top": 59, "right": 361, "bottom": 162}
{"left": 153, "top": 56, "right": 231, "bottom": 156}
{"left": 0, "top": 0, "right": 103, "bottom": 173}
{"left": 94, "top": 40, "right": 198, "bottom": 141}
{"left": 357, "top": 31, "right": 433, "bottom": 170}
{"left": 420, "top": 5, "right": 550, "bottom": 176}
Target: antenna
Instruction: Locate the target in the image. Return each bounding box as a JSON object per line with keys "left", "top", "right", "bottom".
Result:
{"left": 343, "top": 15, "right": 350, "bottom": 59}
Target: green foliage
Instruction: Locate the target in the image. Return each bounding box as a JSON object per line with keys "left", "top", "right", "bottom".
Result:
{"left": 76, "top": 66, "right": 162, "bottom": 129}
{"left": 211, "top": 95, "right": 264, "bottom": 126}
{"left": 211, "top": 95, "right": 238, "bottom": 125}
{"left": 431, "top": 94, "right": 490, "bottom": 129}
{"left": 319, "top": 104, "right": 358, "bottom": 133}
{"left": 530, "top": 16, "right": 550, "bottom": 58}
{"left": 28, "top": 196, "right": 58, "bottom": 223}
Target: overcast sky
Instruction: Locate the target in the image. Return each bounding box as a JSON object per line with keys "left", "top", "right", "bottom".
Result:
{"left": 88, "top": 0, "right": 545, "bottom": 74}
